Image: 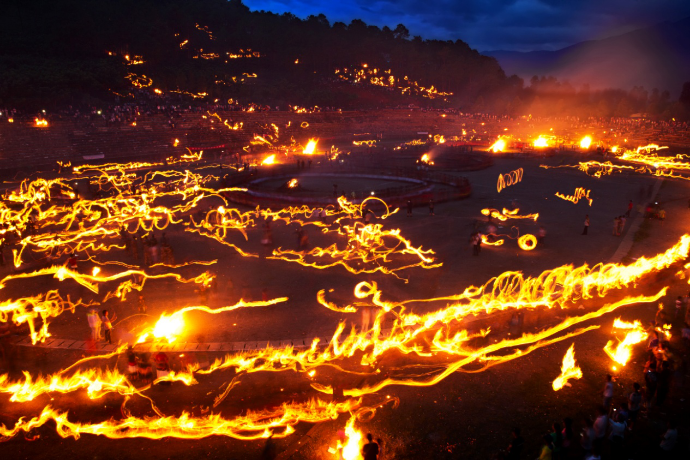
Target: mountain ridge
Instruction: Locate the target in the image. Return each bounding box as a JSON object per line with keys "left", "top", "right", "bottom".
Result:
{"left": 486, "top": 16, "right": 690, "bottom": 95}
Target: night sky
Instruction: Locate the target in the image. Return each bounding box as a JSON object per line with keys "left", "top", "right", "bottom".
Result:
{"left": 245, "top": 0, "right": 690, "bottom": 52}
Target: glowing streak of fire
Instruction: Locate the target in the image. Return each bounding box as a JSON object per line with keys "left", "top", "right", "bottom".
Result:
{"left": 136, "top": 298, "right": 288, "bottom": 343}
{"left": 481, "top": 235, "right": 505, "bottom": 246}
{"left": 270, "top": 219, "right": 440, "bottom": 279}
{"left": 603, "top": 318, "right": 648, "bottom": 366}
{"left": 517, "top": 234, "right": 537, "bottom": 251}
{"left": 555, "top": 188, "right": 592, "bottom": 206}
{"left": 481, "top": 208, "right": 538, "bottom": 222}
{"left": 552, "top": 344, "right": 582, "bottom": 391}
{"left": 2, "top": 235, "right": 687, "bottom": 441}
{"left": 320, "top": 293, "right": 663, "bottom": 399}
{"left": 0, "top": 399, "right": 360, "bottom": 441}
{"left": 497, "top": 168, "right": 523, "bottom": 193}
{"left": 0, "top": 291, "right": 94, "bottom": 344}
{"left": 0, "top": 265, "right": 214, "bottom": 296}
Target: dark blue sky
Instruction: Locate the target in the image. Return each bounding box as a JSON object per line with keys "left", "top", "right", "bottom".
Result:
{"left": 245, "top": 0, "right": 690, "bottom": 52}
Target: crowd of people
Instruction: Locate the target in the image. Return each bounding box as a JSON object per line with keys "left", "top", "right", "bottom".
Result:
{"left": 496, "top": 297, "right": 689, "bottom": 460}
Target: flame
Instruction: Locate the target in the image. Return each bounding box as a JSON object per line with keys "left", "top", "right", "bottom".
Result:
{"left": 555, "top": 188, "right": 592, "bottom": 206}
{"left": 5, "top": 148, "right": 690, "bottom": 445}
{"left": 497, "top": 168, "right": 523, "bottom": 193}
{"left": 269, "top": 198, "right": 440, "bottom": 279}
{"left": 137, "top": 299, "right": 288, "bottom": 344}
{"left": 481, "top": 208, "right": 538, "bottom": 222}
{"left": 420, "top": 154, "right": 434, "bottom": 165}
{"left": 611, "top": 146, "right": 618, "bottom": 153}
{"left": 302, "top": 139, "right": 318, "bottom": 155}
{"left": 34, "top": 118, "right": 48, "bottom": 127}
{"left": 533, "top": 136, "right": 549, "bottom": 148}
{"left": 580, "top": 136, "right": 592, "bottom": 149}
{"left": 552, "top": 343, "right": 582, "bottom": 390}
{"left": 262, "top": 155, "right": 276, "bottom": 165}
{"left": 1, "top": 232, "right": 688, "bottom": 442}
{"left": 0, "top": 399, "right": 359, "bottom": 441}
{"left": 489, "top": 138, "right": 506, "bottom": 153}
{"left": 517, "top": 234, "right": 537, "bottom": 251}
{"left": 287, "top": 179, "right": 298, "bottom": 189}
{"left": 603, "top": 318, "right": 647, "bottom": 366}
{"left": 481, "top": 234, "right": 505, "bottom": 246}
{"left": 173, "top": 139, "right": 180, "bottom": 147}
{"left": 336, "top": 415, "right": 363, "bottom": 460}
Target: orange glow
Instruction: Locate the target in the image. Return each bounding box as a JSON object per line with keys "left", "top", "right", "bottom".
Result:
{"left": 481, "top": 208, "right": 538, "bottom": 222}
{"left": 497, "top": 168, "right": 523, "bottom": 193}
{"left": 0, "top": 399, "right": 359, "bottom": 441}
{"left": 533, "top": 136, "right": 549, "bottom": 148}
{"left": 580, "top": 136, "right": 592, "bottom": 149}
{"left": 287, "top": 179, "right": 298, "bottom": 188}
{"left": 34, "top": 118, "right": 48, "bottom": 127}
{"left": 517, "top": 234, "right": 537, "bottom": 251}
{"left": 552, "top": 344, "right": 582, "bottom": 391}
{"left": 302, "top": 139, "right": 318, "bottom": 155}
{"left": 262, "top": 155, "right": 276, "bottom": 165}
{"left": 420, "top": 153, "right": 434, "bottom": 165}
{"left": 489, "top": 138, "right": 506, "bottom": 153}
{"left": 604, "top": 318, "right": 647, "bottom": 366}
{"left": 6, "top": 146, "right": 690, "bottom": 446}
{"left": 555, "top": 188, "right": 592, "bottom": 206}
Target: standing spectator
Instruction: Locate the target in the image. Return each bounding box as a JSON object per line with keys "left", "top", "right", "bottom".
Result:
{"left": 628, "top": 383, "right": 642, "bottom": 427}
{"left": 603, "top": 374, "right": 614, "bottom": 410}
{"left": 659, "top": 420, "right": 677, "bottom": 454}
{"left": 585, "top": 445, "right": 602, "bottom": 460}
{"left": 406, "top": 200, "right": 412, "bottom": 216}
{"left": 538, "top": 434, "right": 554, "bottom": 460}
{"left": 87, "top": 309, "right": 101, "bottom": 342}
{"left": 506, "top": 427, "right": 524, "bottom": 460}
{"left": 674, "top": 296, "right": 683, "bottom": 320}
{"left": 593, "top": 406, "right": 608, "bottom": 441}
{"left": 549, "top": 422, "right": 563, "bottom": 459}
{"left": 655, "top": 360, "right": 672, "bottom": 406}
{"left": 658, "top": 207, "right": 666, "bottom": 223}
{"left": 428, "top": 199, "right": 435, "bottom": 215}
{"left": 537, "top": 226, "right": 546, "bottom": 245}
{"left": 626, "top": 200, "right": 633, "bottom": 217}
{"left": 582, "top": 215, "right": 589, "bottom": 235}
{"left": 362, "top": 433, "right": 379, "bottom": 460}
{"left": 644, "top": 351, "right": 659, "bottom": 410}
{"left": 101, "top": 309, "right": 116, "bottom": 345}
{"left": 580, "top": 418, "right": 595, "bottom": 456}
{"left": 616, "top": 402, "right": 629, "bottom": 424}
{"left": 608, "top": 413, "right": 626, "bottom": 459}
{"left": 613, "top": 217, "right": 620, "bottom": 236}
{"left": 137, "top": 294, "right": 147, "bottom": 314}
{"left": 561, "top": 418, "right": 574, "bottom": 454}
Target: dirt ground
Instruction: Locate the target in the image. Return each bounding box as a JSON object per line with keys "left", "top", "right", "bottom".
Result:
{"left": 1, "top": 149, "right": 690, "bottom": 459}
